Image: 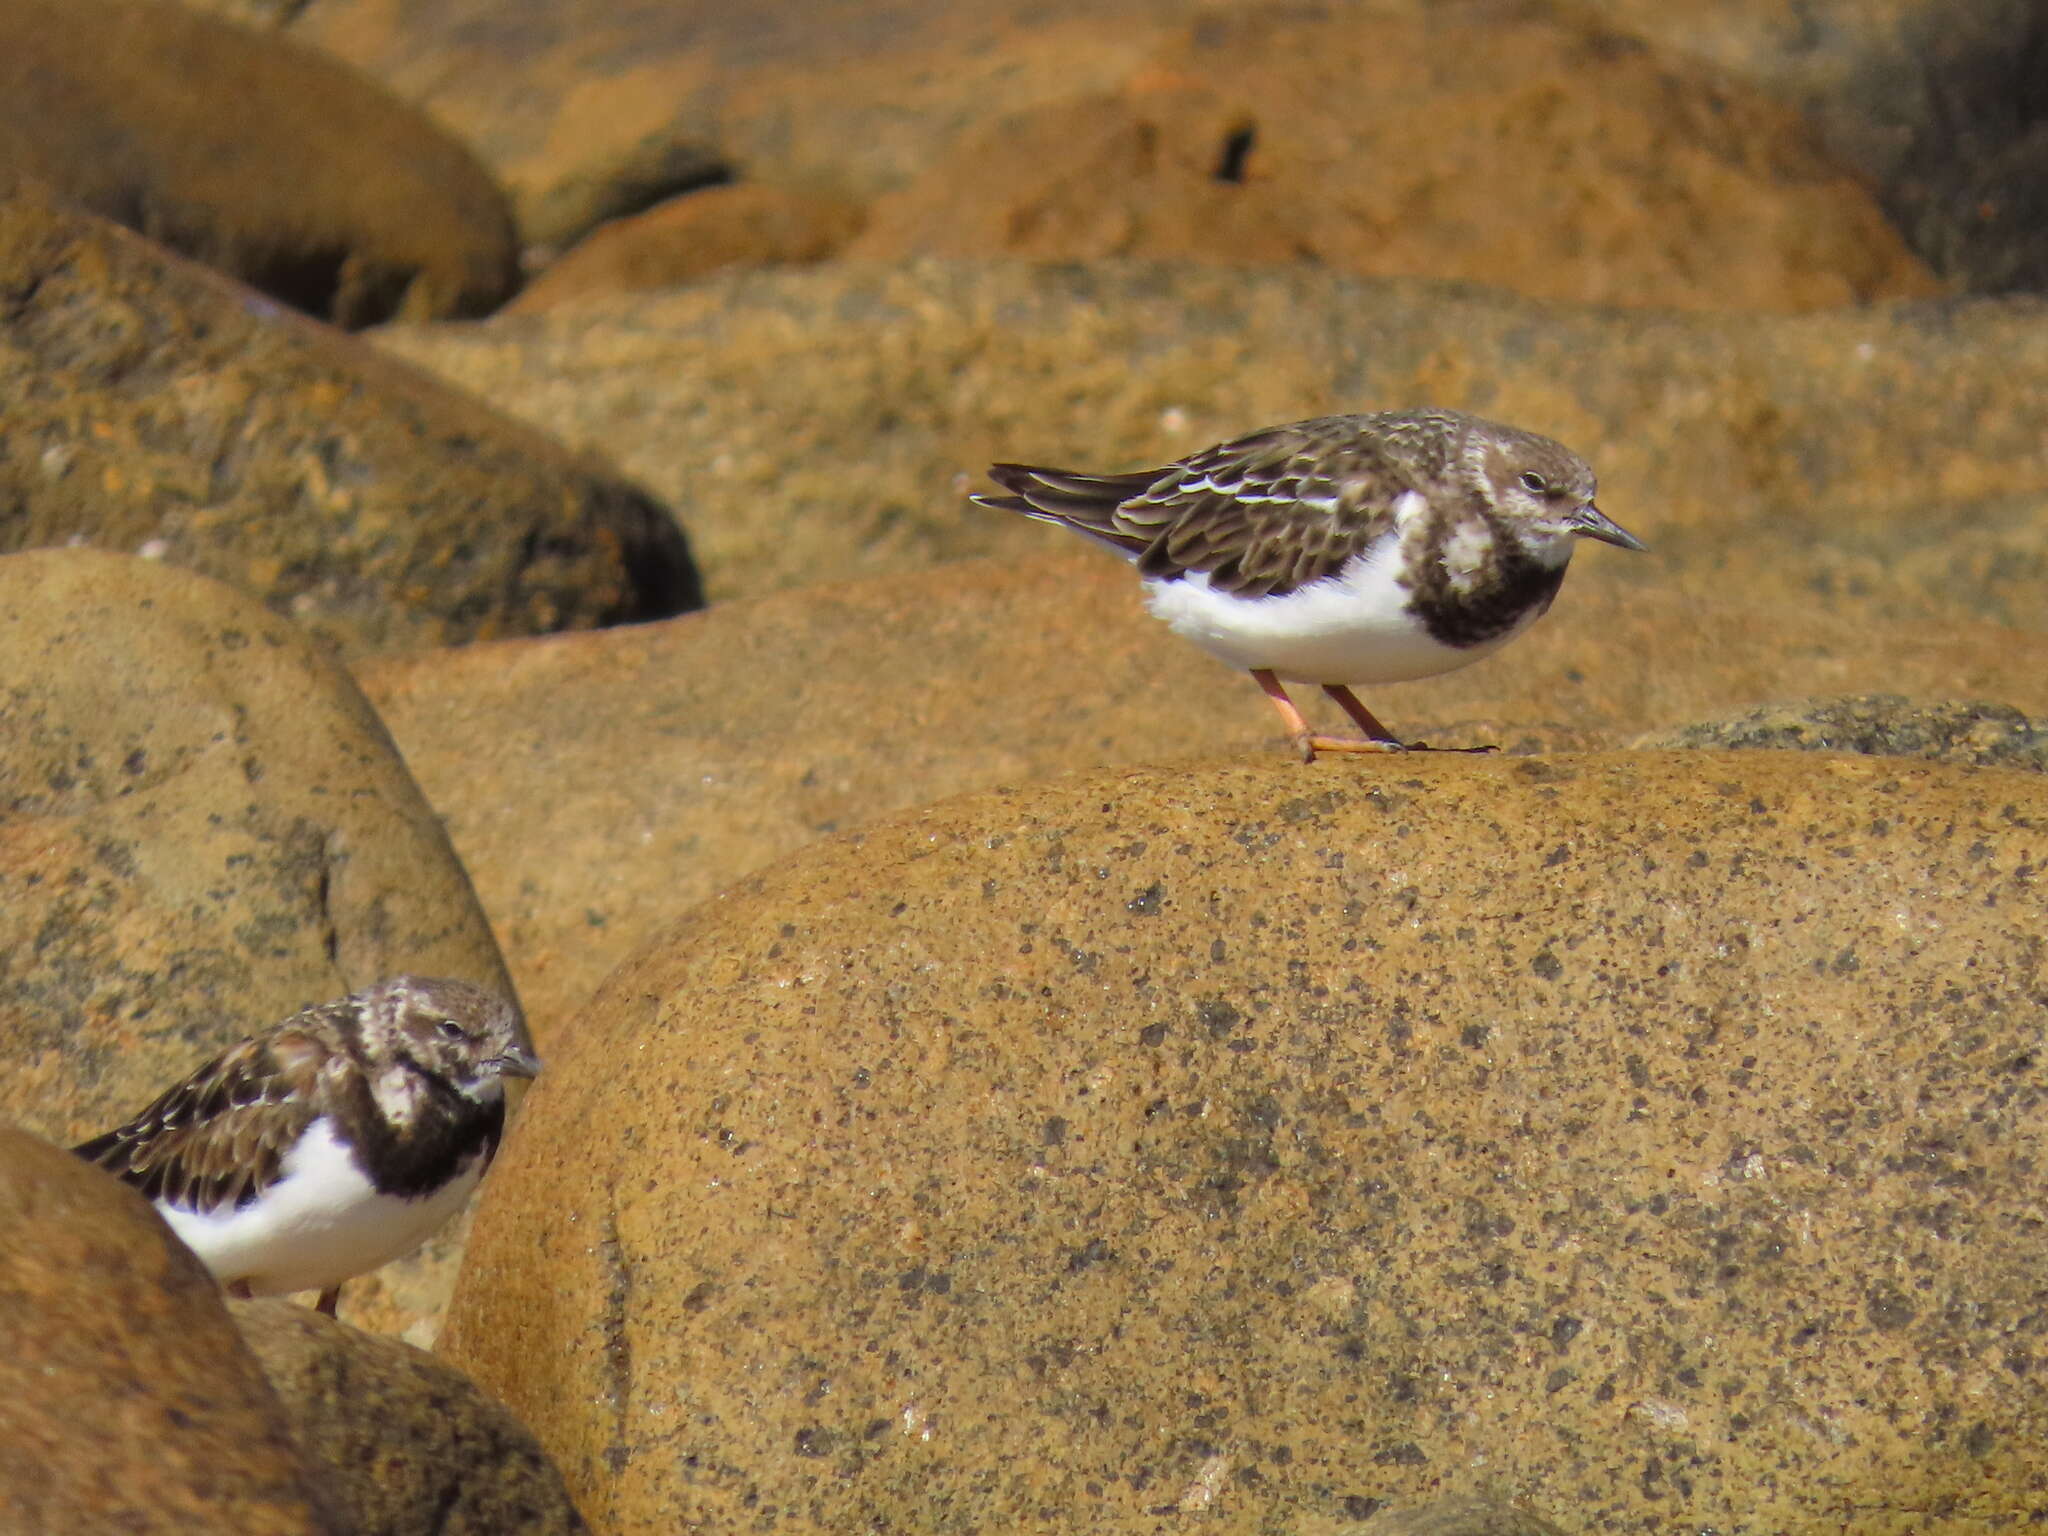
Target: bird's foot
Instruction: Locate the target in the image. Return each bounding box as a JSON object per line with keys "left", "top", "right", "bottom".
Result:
{"left": 1401, "top": 741, "right": 1501, "bottom": 755}
{"left": 1293, "top": 732, "right": 1409, "bottom": 762}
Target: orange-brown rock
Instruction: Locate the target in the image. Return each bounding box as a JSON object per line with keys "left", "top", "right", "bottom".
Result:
{"left": 443, "top": 751, "right": 2048, "bottom": 1532}
{"left": 292, "top": 0, "right": 1180, "bottom": 249}
{"left": 373, "top": 261, "right": 2048, "bottom": 613}
{"left": 233, "top": 1300, "right": 588, "bottom": 1534}
{"left": 1638, "top": 695, "right": 2048, "bottom": 770}
{"left": 848, "top": 12, "right": 1939, "bottom": 312}
{"left": 0, "top": 550, "right": 516, "bottom": 1338}
{"left": 354, "top": 551, "right": 2048, "bottom": 1043}
{"left": 288, "top": 0, "right": 2027, "bottom": 288}
{"left": 0, "top": 0, "right": 514, "bottom": 325}
{"left": 0, "top": 181, "right": 699, "bottom": 659}
{"left": 0, "top": 1126, "right": 337, "bottom": 1533}
{"left": 511, "top": 184, "right": 864, "bottom": 312}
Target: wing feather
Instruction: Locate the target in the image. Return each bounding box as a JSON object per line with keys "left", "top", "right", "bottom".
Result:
{"left": 973, "top": 418, "right": 1416, "bottom": 597}
{"left": 73, "top": 1024, "right": 336, "bottom": 1214}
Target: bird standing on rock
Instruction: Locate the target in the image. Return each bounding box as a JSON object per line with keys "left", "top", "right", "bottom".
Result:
{"left": 73, "top": 975, "right": 538, "bottom": 1316}
{"left": 973, "top": 409, "right": 1646, "bottom": 760}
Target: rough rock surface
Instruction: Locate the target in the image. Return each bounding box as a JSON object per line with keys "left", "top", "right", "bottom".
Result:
{"left": 511, "top": 183, "right": 864, "bottom": 312}
{"left": 286, "top": 0, "right": 2028, "bottom": 288}
{"left": 0, "top": 180, "right": 700, "bottom": 660}
{"left": 443, "top": 752, "right": 2048, "bottom": 1533}
{"left": 0, "top": 0, "right": 515, "bottom": 325}
{"left": 372, "top": 262, "right": 2048, "bottom": 614}
{"left": 0, "top": 550, "right": 516, "bottom": 1338}
{"left": 1640, "top": 695, "right": 2048, "bottom": 771}
{"left": 1358, "top": 1497, "right": 1570, "bottom": 1536}
{"left": 0, "top": 1126, "right": 336, "bottom": 1533}
{"left": 233, "top": 1300, "right": 587, "bottom": 1534}
{"left": 848, "top": 11, "right": 1938, "bottom": 312}
{"left": 355, "top": 554, "right": 2048, "bottom": 1040}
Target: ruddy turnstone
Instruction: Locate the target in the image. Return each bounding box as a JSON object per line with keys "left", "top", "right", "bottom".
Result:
{"left": 973, "top": 409, "right": 1646, "bottom": 759}
{"left": 73, "top": 975, "right": 537, "bottom": 1315}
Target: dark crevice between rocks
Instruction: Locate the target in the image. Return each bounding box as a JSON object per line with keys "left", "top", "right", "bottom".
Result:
{"left": 597, "top": 485, "right": 706, "bottom": 623}
{"left": 611, "top": 160, "right": 735, "bottom": 225}
{"left": 1212, "top": 123, "right": 1257, "bottom": 184}
{"left": 598, "top": 1202, "right": 633, "bottom": 1478}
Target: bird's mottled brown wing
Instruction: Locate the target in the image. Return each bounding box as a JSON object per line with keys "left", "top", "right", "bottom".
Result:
{"left": 976, "top": 418, "right": 1417, "bottom": 598}
{"left": 72, "top": 1022, "right": 336, "bottom": 1214}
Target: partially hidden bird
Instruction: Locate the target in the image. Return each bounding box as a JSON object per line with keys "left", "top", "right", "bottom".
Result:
{"left": 73, "top": 975, "right": 538, "bottom": 1315}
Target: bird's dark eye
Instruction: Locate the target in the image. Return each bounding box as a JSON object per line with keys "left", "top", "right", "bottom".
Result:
{"left": 1518, "top": 471, "right": 1548, "bottom": 495}
{"left": 436, "top": 1018, "right": 466, "bottom": 1040}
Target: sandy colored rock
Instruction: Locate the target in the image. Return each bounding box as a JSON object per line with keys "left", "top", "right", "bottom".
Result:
{"left": 1359, "top": 1497, "right": 1570, "bottom": 1536}
{"left": 1639, "top": 695, "right": 2048, "bottom": 770}
{"left": 372, "top": 261, "right": 2048, "bottom": 613}
{"left": 0, "top": 550, "right": 515, "bottom": 1338}
{"left": 292, "top": 0, "right": 1191, "bottom": 249}
{"left": 355, "top": 552, "right": 2048, "bottom": 1038}
{"left": 444, "top": 751, "right": 2048, "bottom": 1532}
{"left": 849, "top": 12, "right": 1938, "bottom": 313}
{"left": 512, "top": 183, "right": 864, "bottom": 312}
{"left": 0, "top": 1126, "right": 336, "bottom": 1533}
{"left": 232, "top": 1300, "right": 587, "bottom": 1534}
{"left": 0, "top": 0, "right": 514, "bottom": 325}
{"left": 0, "top": 180, "right": 699, "bottom": 660}
{"left": 286, "top": 0, "right": 2029, "bottom": 288}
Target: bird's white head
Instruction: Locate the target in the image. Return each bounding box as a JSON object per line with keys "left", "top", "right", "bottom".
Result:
{"left": 353, "top": 975, "right": 540, "bottom": 1117}
{"left": 1463, "top": 422, "right": 1646, "bottom": 566}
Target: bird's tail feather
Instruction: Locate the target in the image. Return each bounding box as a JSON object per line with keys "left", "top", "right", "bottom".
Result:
{"left": 971, "top": 464, "right": 1162, "bottom": 560}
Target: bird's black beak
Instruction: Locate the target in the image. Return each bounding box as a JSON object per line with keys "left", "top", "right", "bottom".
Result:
{"left": 490, "top": 1045, "right": 543, "bottom": 1080}
{"left": 1570, "top": 502, "right": 1648, "bottom": 552}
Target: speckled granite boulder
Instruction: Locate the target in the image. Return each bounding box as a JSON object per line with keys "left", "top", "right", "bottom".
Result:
{"left": 443, "top": 752, "right": 2048, "bottom": 1533}
{"left": 354, "top": 553, "right": 2048, "bottom": 1038}
{"left": 232, "top": 1300, "right": 587, "bottom": 1534}
{"left": 0, "top": 180, "right": 699, "bottom": 660}
{"left": 1640, "top": 695, "right": 2048, "bottom": 770}
{"left": 1358, "top": 1497, "right": 1570, "bottom": 1536}
{"left": 0, "top": 0, "right": 514, "bottom": 324}
{"left": 0, "top": 549, "right": 514, "bottom": 1338}
{"left": 0, "top": 1126, "right": 336, "bottom": 1534}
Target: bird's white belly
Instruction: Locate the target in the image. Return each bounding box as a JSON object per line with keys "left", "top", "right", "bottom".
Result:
{"left": 156, "top": 1117, "right": 485, "bottom": 1297}
{"left": 1141, "top": 540, "right": 1523, "bottom": 685}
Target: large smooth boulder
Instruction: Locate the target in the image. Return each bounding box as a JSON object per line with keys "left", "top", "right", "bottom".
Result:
{"left": 443, "top": 752, "right": 2048, "bottom": 1532}
{"left": 0, "top": 0, "right": 515, "bottom": 324}
{"left": 509, "top": 183, "right": 865, "bottom": 311}
{"left": 847, "top": 11, "right": 1937, "bottom": 312}
{"left": 233, "top": 1300, "right": 587, "bottom": 1534}
{"left": 372, "top": 262, "right": 2048, "bottom": 615}
{"left": 0, "top": 180, "right": 699, "bottom": 660}
{"left": 0, "top": 1126, "right": 336, "bottom": 1534}
{"left": 355, "top": 549, "right": 2048, "bottom": 1038}
{"left": 0, "top": 550, "right": 516, "bottom": 1338}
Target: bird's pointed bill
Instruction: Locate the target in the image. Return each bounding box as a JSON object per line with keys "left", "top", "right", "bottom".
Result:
{"left": 1569, "top": 503, "right": 1647, "bottom": 551}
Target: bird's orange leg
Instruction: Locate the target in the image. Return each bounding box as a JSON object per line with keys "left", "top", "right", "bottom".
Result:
{"left": 1321, "top": 685, "right": 1406, "bottom": 747}
{"left": 1251, "top": 670, "right": 1406, "bottom": 761}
